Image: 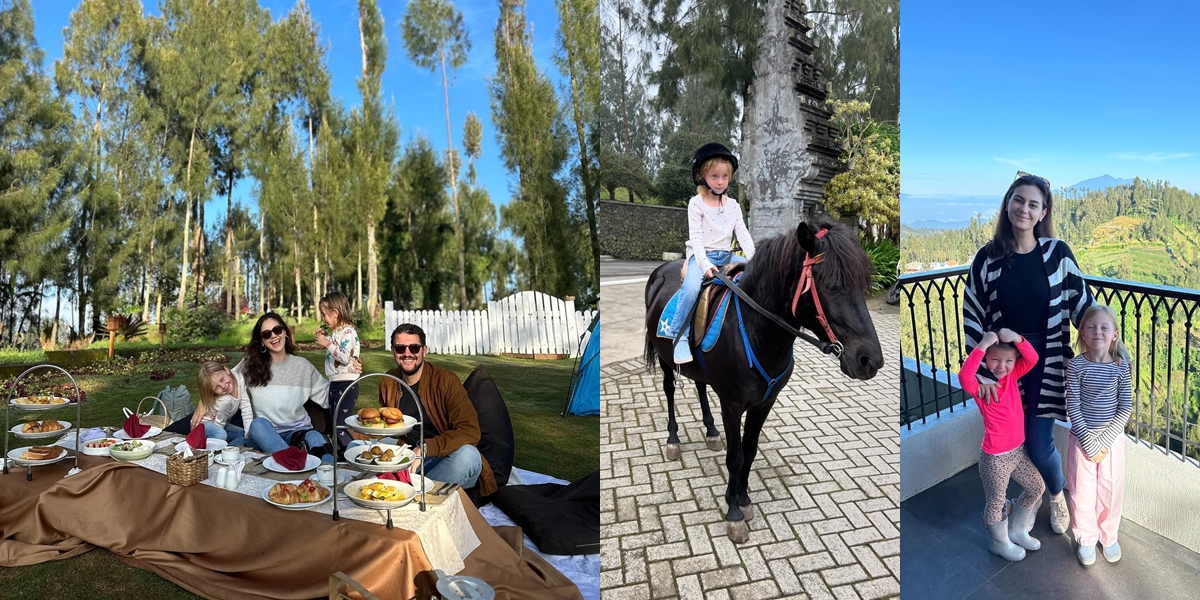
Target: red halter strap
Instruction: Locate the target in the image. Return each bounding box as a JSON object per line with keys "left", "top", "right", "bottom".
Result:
{"left": 790, "top": 228, "right": 840, "bottom": 348}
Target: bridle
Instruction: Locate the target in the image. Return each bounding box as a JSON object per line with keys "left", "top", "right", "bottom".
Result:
{"left": 789, "top": 228, "right": 843, "bottom": 357}
{"left": 712, "top": 227, "right": 844, "bottom": 359}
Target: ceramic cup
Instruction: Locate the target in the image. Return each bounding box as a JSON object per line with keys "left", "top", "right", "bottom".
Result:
{"left": 316, "top": 464, "right": 334, "bottom": 485}
{"left": 221, "top": 446, "right": 240, "bottom": 464}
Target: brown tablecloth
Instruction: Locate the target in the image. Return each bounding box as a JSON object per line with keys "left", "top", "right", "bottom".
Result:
{"left": 0, "top": 454, "right": 581, "bottom": 600}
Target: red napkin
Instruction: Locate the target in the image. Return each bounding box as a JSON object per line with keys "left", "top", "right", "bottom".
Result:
{"left": 185, "top": 425, "right": 207, "bottom": 450}
{"left": 378, "top": 469, "right": 412, "bottom": 484}
{"left": 122, "top": 413, "right": 150, "bottom": 438}
{"left": 273, "top": 447, "right": 309, "bottom": 471}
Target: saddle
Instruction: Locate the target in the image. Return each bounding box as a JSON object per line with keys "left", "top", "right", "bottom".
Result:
{"left": 656, "top": 262, "right": 745, "bottom": 351}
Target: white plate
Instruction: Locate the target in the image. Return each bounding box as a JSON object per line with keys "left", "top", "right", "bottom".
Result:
{"left": 113, "top": 426, "right": 163, "bottom": 440}
{"left": 6, "top": 446, "right": 71, "bottom": 466}
{"left": 345, "top": 444, "right": 416, "bottom": 473}
{"left": 81, "top": 438, "right": 122, "bottom": 456}
{"left": 344, "top": 478, "right": 417, "bottom": 510}
{"left": 10, "top": 421, "right": 71, "bottom": 439}
{"left": 263, "top": 454, "right": 321, "bottom": 474}
{"left": 9, "top": 397, "right": 72, "bottom": 411}
{"left": 345, "top": 414, "right": 418, "bottom": 436}
{"left": 262, "top": 479, "right": 334, "bottom": 510}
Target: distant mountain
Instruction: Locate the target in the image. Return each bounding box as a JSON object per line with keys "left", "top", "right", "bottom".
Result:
{"left": 1068, "top": 175, "right": 1134, "bottom": 192}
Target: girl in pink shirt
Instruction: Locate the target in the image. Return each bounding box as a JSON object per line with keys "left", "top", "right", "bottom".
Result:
{"left": 958, "top": 328, "right": 1045, "bottom": 561}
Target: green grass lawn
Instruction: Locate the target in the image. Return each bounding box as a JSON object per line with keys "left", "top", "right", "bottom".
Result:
{"left": 0, "top": 348, "right": 597, "bottom": 597}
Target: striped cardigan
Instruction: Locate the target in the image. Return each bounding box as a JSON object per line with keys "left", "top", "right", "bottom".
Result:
{"left": 963, "top": 238, "right": 1095, "bottom": 420}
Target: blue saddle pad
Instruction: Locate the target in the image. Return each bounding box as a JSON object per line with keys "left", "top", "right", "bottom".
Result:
{"left": 656, "top": 276, "right": 737, "bottom": 353}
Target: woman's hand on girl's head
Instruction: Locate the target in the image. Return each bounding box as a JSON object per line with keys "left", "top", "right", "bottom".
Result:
{"left": 997, "top": 328, "right": 1021, "bottom": 343}
{"left": 980, "top": 331, "right": 999, "bottom": 348}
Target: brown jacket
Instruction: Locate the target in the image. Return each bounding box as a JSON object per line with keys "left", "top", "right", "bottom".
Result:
{"left": 378, "top": 361, "right": 497, "bottom": 496}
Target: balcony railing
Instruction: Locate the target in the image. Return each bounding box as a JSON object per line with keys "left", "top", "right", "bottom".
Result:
{"left": 900, "top": 265, "right": 1200, "bottom": 464}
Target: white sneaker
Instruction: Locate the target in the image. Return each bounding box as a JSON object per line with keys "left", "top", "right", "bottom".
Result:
{"left": 1049, "top": 492, "right": 1070, "bottom": 534}
{"left": 1103, "top": 541, "right": 1121, "bottom": 563}
{"left": 673, "top": 339, "right": 693, "bottom": 364}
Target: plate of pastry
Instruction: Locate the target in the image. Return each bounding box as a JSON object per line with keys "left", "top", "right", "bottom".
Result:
{"left": 345, "top": 443, "right": 415, "bottom": 473}
{"left": 345, "top": 408, "right": 418, "bottom": 436}
{"left": 11, "top": 420, "right": 71, "bottom": 439}
{"left": 9, "top": 396, "right": 71, "bottom": 411}
{"left": 344, "top": 478, "right": 417, "bottom": 510}
{"left": 7, "top": 445, "right": 69, "bottom": 466}
{"left": 263, "top": 479, "right": 332, "bottom": 510}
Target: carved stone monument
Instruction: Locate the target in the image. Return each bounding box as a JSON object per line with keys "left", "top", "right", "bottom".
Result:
{"left": 741, "top": 0, "right": 845, "bottom": 241}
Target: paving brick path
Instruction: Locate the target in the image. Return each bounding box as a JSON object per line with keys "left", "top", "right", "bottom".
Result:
{"left": 600, "top": 310, "right": 901, "bottom": 599}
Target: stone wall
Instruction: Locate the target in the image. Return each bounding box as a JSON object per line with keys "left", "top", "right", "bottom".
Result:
{"left": 599, "top": 200, "right": 688, "bottom": 261}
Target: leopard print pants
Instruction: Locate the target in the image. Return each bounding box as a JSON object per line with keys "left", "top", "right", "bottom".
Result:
{"left": 978, "top": 444, "right": 1045, "bottom": 525}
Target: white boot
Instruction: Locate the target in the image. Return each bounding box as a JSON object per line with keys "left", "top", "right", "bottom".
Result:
{"left": 1008, "top": 504, "right": 1041, "bottom": 551}
{"left": 987, "top": 520, "right": 1026, "bottom": 561}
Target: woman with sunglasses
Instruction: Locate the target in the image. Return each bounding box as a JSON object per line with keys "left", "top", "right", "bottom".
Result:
{"left": 962, "top": 173, "right": 1095, "bottom": 538}
{"left": 234, "top": 312, "right": 335, "bottom": 462}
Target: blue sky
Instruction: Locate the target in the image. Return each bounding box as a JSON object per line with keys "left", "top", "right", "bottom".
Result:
{"left": 30, "top": 0, "right": 566, "bottom": 232}
{"left": 902, "top": 1, "right": 1200, "bottom": 199}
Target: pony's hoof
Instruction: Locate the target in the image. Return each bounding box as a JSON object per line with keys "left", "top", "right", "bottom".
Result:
{"left": 726, "top": 520, "right": 750, "bottom": 543}
{"left": 664, "top": 443, "right": 681, "bottom": 461}
{"left": 741, "top": 502, "right": 755, "bottom": 522}
{"left": 706, "top": 436, "right": 723, "bottom": 452}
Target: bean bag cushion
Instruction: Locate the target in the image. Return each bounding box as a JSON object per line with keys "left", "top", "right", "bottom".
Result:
{"left": 490, "top": 471, "right": 600, "bottom": 555}
{"left": 463, "top": 365, "right": 516, "bottom": 488}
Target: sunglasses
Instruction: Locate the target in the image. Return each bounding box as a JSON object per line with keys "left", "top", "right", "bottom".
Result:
{"left": 259, "top": 325, "right": 287, "bottom": 340}
{"left": 392, "top": 344, "right": 424, "bottom": 355}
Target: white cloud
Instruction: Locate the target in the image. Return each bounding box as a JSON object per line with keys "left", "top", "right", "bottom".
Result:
{"left": 992, "top": 156, "right": 1043, "bottom": 168}
{"left": 1110, "top": 152, "right": 1193, "bottom": 162}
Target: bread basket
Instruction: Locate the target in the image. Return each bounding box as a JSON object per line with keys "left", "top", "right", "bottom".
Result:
{"left": 166, "top": 450, "right": 210, "bottom": 486}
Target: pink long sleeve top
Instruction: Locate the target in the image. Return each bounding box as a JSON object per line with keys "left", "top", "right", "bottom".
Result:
{"left": 957, "top": 339, "right": 1039, "bottom": 455}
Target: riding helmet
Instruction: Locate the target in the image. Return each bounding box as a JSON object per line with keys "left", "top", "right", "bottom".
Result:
{"left": 691, "top": 143, "right": 739, "bottom": 185}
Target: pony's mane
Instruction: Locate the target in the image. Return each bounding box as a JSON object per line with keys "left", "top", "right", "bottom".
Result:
{"left": 744, "top": 216, "right": 872, "bottom": 296}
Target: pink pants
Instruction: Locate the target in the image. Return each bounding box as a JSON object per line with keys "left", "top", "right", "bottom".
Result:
{"left": 1066, "top": 433, "right": 1125, "bottom": 547}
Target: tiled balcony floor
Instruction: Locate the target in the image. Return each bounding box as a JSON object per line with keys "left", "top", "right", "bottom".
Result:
{"left": 901, "top": 467, "right": 1200, "bottom": 599}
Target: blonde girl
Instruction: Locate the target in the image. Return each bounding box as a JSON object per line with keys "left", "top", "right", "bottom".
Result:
{"left": 658, "top": 142, "right": 756, "bottom": 365}
{"left": 194, "top": 361, "right": 254, "bottom": 447}
{"left": 316, "top": 291, "right": 361, "bottom": 450}
{"left": 1065, "top": 304, "right": 1132, "bottom": 566}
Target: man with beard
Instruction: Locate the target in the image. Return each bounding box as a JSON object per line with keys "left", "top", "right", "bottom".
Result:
{"left": 376, "top": 323, "right": 495, "bottom": 495}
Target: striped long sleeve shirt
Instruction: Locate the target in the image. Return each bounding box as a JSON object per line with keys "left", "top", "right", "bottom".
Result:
{"left": 963, "top": 238, "right": 1095, "bottom": 420}
{"left": 1065, "top": 355, "right": 1132, "bottom": 458}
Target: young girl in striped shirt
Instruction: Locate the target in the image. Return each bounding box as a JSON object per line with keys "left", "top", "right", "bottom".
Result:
{"left": 1065, "top": 304, "right": 1132, "bottom": 566}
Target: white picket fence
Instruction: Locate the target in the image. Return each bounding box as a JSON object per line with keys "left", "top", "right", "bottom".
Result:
{"left": 383, "top": 291, "right": 597, "bottom": 357}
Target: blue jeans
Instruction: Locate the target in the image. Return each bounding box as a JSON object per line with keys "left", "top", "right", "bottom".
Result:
{"left": 346, "top": 441, "right": 483, "bottom": 488}
{"left": 247, "top": 417, "right": 332, "bottom": 463}
{"left": 328, "top": 380, "right": 360, "bottom": 449}
{"left": 1017, "top": 332, "right": 1066, "bottom": 495}
{"left": 201, "top": 420, "right": 246, "bottom": 448}
{"left": 664, "top": 250, "right": 747, "bottom": 341}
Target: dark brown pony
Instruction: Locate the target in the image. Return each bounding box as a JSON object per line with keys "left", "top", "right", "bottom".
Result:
{"left": 644, "top": 218, "right": 883, "bottom": 542}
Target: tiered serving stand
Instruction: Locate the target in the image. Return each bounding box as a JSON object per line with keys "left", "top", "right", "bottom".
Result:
{"left": 3, "top": 365, "right": 84, "bottom": 480}
{"left": 329, "top": 372, "right": 427, "bottom": 529}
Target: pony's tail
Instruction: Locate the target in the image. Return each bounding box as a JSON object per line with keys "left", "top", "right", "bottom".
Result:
{"left": 644, "top": 327, "right": 659, "bottom": 373}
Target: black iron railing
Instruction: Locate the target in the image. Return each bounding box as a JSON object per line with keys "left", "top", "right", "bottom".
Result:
{"left": 900, "top": 266, "right": 1200, "bottom": 464}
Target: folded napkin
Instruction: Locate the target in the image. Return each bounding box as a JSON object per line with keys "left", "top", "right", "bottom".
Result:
{"left": 123, "top": 413, "right": 150, "bottom": 438}
{"left": 79, "top": 428, "right": 107, "bottom": 442}
{"left": 378, "top": 469, "right": 412, "bottom": 484}
{"left": 273, "top": 447, "right": 309, "bottom": 471}
{"left": 185, "top": 425, "right": 207, "bottom": 450}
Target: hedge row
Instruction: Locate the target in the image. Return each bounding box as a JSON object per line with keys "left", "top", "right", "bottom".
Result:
{"left": 599, "top": 200, "right": 688, "bottom": 261}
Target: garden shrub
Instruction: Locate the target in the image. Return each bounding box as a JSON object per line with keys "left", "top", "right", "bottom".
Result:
{"left": 163, "top": 305, "right": 230, "bottom": 344}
